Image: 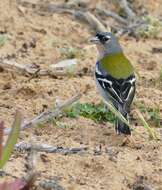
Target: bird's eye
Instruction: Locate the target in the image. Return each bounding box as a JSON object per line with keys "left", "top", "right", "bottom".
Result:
{"left": 103, "top": 36, "right": 110, "bottom": 42}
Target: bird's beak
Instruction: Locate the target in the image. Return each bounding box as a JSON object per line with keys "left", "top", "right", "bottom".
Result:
{"left": 89, "top": 36, "right": 100, "bottom": 43}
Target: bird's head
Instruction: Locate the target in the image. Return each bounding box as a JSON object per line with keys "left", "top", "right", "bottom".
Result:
{"left": 90, "top": 32, "right": 122, "bottom": 58}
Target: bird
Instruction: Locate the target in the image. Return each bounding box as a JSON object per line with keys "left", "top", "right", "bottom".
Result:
{"left": 90, "top": 32, "right": 136, "bottom": 136}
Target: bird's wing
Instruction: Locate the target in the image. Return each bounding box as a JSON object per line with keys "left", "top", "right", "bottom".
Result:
{"left": 95, "top": 63, "right": 136, "bottom": 112}
{"left": 120, "top": 75, "right": 136, "bottom": 112}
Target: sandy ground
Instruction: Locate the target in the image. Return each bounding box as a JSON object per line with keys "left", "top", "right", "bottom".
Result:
{"left": 0, "top": 0, "right": 162, "bottom": 189}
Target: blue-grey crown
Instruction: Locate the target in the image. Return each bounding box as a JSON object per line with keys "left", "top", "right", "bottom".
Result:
{"left": 96, "top": 32, "right": 122, "bottom": 54}
{"left": 96, "top": 32, "right": 113, "bottom": 43}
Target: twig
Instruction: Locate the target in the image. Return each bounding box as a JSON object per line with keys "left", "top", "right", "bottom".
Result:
{"left": 46, "top": 1, "right": 145, "bottom": 37}
{"left": 152, "top": 47, "right": 162, "bottom": 53}
{"left": 96, "top": 6, "right": 128, "bottom": 25}
{"left": 47, "top": 1, "right": 89, "bottom": 11}
{"left": 0, "top": 59, "right": 91, "bottom": 77}
{"left": 23, "top": 138, "right": 38, "bottom": 188}
{"left": 39, "top": 178, "right": 65, "bottom": 190}
{"left": 25, "top": 138, "right": 37, "bottom": 171}
{"left": 23, "top": 171, "right": 38, "bottom": 189}
{"left": 133, "top": 176, "right": 152, "bottom": 190}
{"left": 0, "top": 59, "right": 38, "bottom": 76}
{"left": 18, "top": 0, "right": 146, "bottom": 37}
{"left": 39, "top": 3, "right": 107, "bottom": 32}
{"left": 0, "top": 59, "right": 61, "bottom": 76}
{"left": 73, "top": 11, "right": 107, "bottom": 32}
{"left": 115, "top": 20, "right": 147, "bottom": 37}
{"left": 15, "top": 142, "right": 87, "bottom": 155}
{"left": 47, "top": 4, "right": 74, "bottom": 14}
{"left": 4, "top": 93, "right": 82, "bottom": 135}
{"left": 0, "top": 170, "right": 18, "bottom": 178}
{"left": 66, "top": 0, "right": 90, "bottom": 9}
{"left": 116, "top": 0, "right": 136, "bottom": 19}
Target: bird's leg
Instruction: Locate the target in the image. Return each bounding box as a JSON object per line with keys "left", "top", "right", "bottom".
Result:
{"left": 121, "top": 135, "right": 137, "bottom": 147}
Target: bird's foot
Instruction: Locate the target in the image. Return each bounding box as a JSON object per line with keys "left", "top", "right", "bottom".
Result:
{"left": 120, "top": 135, "right": 141, "bottom": 148}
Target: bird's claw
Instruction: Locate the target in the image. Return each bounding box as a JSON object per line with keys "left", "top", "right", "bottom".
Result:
{"left": 120, "top": 135, "right": 141, "bottom": 148}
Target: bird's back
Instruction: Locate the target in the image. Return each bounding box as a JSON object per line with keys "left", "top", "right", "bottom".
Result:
{"left": 100, "top": 52, "right": 134, "bottom": 79}
{"left": 95, "top": 61, "right": 135, "bottom": 112}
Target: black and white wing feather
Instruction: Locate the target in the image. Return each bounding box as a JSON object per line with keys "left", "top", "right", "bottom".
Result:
{"left": 95, "top": 62, "right": 136, "bottom": 112}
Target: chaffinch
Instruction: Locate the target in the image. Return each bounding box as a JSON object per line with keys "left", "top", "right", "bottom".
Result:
{"left": 90, "top": 32, "right": 136, "bottom": 135}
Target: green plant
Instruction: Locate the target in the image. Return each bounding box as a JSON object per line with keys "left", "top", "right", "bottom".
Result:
{"left": 0, "top": 35, "right": 8, "bottom": 47}
{"left": 55, "top": 121, "right": 71, "bottom": 129}
{"left": 65, "top": 102, "right": 115, "bottom": 123}
{"left": 135, "top": 110, "right": 158, "bottom": 140}
{"left": 66, "top": 101, "right": 157, "bottom": 139}
{"left": 0, "top": 112, "right": 36, "bottom": 190}
{"left": 148, "top": 108, "right": 161, "bottom": 128}
{"left": 60, "top": 47, "right": 82, "bottom": 59}
{"left": 137, "top": 15, "right": 162, "bottom": 38}
{"left": 0, "top": 111, "right": 21, "bottom": 169}
{"left": 139, "top": 105, "right": 161, "bottom": 128}
{"left": 159, "top": 70, "right": 162, "bottom": 82}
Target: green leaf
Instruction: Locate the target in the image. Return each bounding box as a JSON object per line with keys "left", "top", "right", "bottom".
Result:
{"left": 0, "top": 35, "right": 8, "bottom": 47}
{"left": 65, "top": 102, "right": 115, "bottom": 123}
{"left": 0, "top": 111, "right": 21, "bottom": 169}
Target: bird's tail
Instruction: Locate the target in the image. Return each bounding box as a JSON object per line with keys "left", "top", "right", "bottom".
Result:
{"left": 115, "top": 106, "right": 131, "bottom": 135}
